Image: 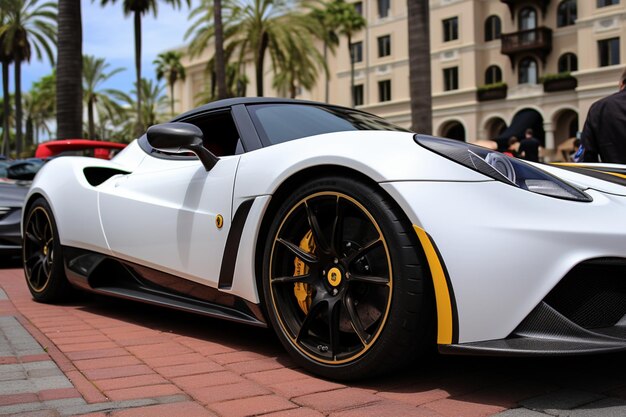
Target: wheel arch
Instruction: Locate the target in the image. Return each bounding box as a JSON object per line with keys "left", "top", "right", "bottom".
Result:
{"left": 252, "top": 164, "right": 436, "bottom": 336}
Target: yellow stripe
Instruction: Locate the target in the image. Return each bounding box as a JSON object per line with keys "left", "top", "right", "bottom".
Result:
{"left": 413, "top": 225, "right": 453, "bottom": 344}
{"left": 552, "top": 163, "right": 626, "bottom": 180}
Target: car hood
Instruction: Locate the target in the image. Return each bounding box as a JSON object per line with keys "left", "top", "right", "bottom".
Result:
{"left": 0, "top": 182, "right": 30, "bottom": 207}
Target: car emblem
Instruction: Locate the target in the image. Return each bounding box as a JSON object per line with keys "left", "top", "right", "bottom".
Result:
{"left": 215, "top": 214, "right": 224, "bottom": 229}
{"left": 327, "top": 267, "right": 342, "bottom": 287}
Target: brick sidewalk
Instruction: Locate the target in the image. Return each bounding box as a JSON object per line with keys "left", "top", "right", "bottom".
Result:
{"left": 2, "top": 265, "right": 626, "bottom": 416}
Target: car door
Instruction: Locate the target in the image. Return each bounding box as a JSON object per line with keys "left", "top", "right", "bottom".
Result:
{"left": 97, "top": 109, "right": 243, "bottom": 288}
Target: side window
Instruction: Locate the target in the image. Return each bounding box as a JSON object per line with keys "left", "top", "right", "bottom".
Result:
{"left": 183, "top": 110, "right": 242, "bottom": 156}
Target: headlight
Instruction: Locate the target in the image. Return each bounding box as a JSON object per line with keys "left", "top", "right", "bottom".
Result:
{"left": 415, "top": 135, "right": 592, "bottom": 202}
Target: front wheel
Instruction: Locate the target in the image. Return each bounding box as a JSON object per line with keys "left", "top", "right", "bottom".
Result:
{"left": 262, "top": 176, "right": 433, "bottom": 380}
{"left": 22, "top": 198, "right": 71, "bottom": 302}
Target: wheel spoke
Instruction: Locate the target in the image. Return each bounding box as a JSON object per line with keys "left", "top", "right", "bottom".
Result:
{"left": 25, "top": 231, "right": 40, "bottom": 245}
{"left": 31, "top": 257, "right": 44, "bottom": 287}
{"left": 344, "top": 293, "right": 369, "bottom": 346}
{"left": 345, "top": 237, "right": 383, "bottom": 265}
{"left": 277, "top": 238, "right": 319, "bottom": 265}
{"left": 271, "top": 274, "right": 312, "bottom": 285}
{"left": 349, "top": 273, "right": 389, "bottom": 285}
{"left": 331, "top": 196, "right": 344, "bottom": 253}
{"left": 327, "top": 299, "right": 342, "bottom": 359}
{"left": 296, "top": 298, "right": 326, "bottom": 343}
{"left": 305, "top": 201, "right": 330, "bottom": 253}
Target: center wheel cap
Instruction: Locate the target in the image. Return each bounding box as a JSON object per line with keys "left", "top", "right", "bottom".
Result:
{"left": 43, "top": 246, "right": 48, "bottom": 256}
{"left": 327, "top": 267, "right": 342, "bottom": 287}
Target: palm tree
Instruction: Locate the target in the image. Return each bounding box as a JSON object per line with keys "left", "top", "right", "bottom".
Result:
{"left": 99, "top": 0, "right": 189, "bottom": 137}
{"left": 185, "top": 0, "right": 239, "bottom": 98}
{"left": 229, "top": 0, "right": 321, "bottom": 97}
{"left": 273, "top": 16, "right": 325, "bottom": 98}
{"left": 332, "top": 0, "right": 365, "bottom": 107}
{"left": 0, "top": 0, "right": 56, "bottom": 155}
{"left": 154, "top": 51, "right": 186, "bottom": 115}
{"left": 0, "top": 10, "right": 12, "bottom": 156}
{"left": 56, "top": 0, "right": 82, "bottom": 139}
{"left": 407, "top": 0, "right": 431, "bottom": 134}
{"left": 118, "top": 78, "right": 167, "bottom": 139}
{"left": 24, "top": 72, "right": 55, "bottom": 146}
{"left": 308, "top": 5, "right": 340, "bottom": 103}
{"left": 83, "top": 55, "right": 127, "bottom": 139}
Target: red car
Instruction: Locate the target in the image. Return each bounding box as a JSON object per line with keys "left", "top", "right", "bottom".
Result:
{"left": 35, "top": 139, "right": 126, "bottom": 160}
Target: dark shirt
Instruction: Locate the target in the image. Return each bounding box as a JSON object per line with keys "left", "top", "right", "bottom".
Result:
{"left": 581, "top": 89, "right": 626, "bottom": 163}
{"left": 518, "top": 137, "right": 540, "bottom": 162}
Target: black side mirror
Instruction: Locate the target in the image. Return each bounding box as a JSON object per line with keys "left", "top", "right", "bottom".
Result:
{"left": 146, "top": 122, "right": 219, "bottom": 171}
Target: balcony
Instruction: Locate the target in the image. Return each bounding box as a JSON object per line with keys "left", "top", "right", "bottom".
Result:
{"left": 500, "top": 0, "right": 550, "bottom": 17}
{"left": 501, "top": 27, "right": 552, "bottom": 67}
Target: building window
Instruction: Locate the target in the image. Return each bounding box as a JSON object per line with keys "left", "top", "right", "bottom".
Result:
{"left": 443, "top": 17, "right": 459, "bottom": 42}
{"left": 597, "top": 0, "right": 619, "bottom": 7}
{"left": 485, "top": 65, "right": 503, "bottom": 84}
{"left": 377, "top": 0, "right": 389, "bottom": 18}
{"left": 350, "top": 41, "right": 363, "bottom": 63}
{"left": 353, "top": 1, "right": 363, "bottom": 15}
{"left": 558, "top": 53, "right": 578, "bottom": 72}
{"left": 519, "top": 57, "right": 538, "bottom": 84}
{"left": 519, "top": 7, "right": 537, "bottom": 31}
{"left": 444, "top": 67, "right": 459, "bottom": 91}
{"left": 484, "top": 15, "right": 501, "bottom": 42}
{"left": 378, "top": 80, "right": 391, "bottom": 102}
{"left": 353, "top": 84, "right": 364, "bottom": 106}
{"left": 557, "top": 0, "right": 577, "bottom": 27}
{"left": 599, "top": 38, "right": 620, "bottom": 67}
{"left": 377, "top": 35, "right": 391, "bottom": 57}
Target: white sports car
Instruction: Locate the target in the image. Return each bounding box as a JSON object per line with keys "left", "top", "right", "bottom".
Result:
{"left": 22, "top": 98, "right": 626, "bottom": 380}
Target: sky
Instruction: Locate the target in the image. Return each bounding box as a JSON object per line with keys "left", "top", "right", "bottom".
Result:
{"left": 17, "top": 0, "right": 200, "bottom": 95}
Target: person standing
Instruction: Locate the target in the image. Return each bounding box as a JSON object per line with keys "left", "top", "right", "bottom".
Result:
{"left": 518, "top": 128, "right": 541, "bottom": 162}
{"left": 580, "top": 68, "right": 626, "bottom": 163}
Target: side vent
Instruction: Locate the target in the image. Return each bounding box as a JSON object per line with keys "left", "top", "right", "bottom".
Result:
{"left": 83, "top": 167, "right": 130, "bottom": 186}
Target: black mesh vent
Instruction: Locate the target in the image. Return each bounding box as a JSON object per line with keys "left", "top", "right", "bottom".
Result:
{"left": 544, "top": 259, "right": 626, "bottom": 329}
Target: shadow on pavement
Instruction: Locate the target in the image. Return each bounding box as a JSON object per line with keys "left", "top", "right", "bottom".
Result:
{"left": 71, "top": 293, "right": 626, "bottom": 412}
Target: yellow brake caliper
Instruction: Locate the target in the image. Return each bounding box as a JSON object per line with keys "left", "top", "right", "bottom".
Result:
{"left": 293, "top": 230, "right": 315, "bottom": 314}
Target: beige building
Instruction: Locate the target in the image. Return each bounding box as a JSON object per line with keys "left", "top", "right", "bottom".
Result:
{"left": 174, "top": 0, "right": 626, "bottom": 160}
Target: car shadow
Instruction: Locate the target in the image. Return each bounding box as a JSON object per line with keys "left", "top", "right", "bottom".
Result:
{"left": 72, "top": 295, "right": 626, "bottom": 412}
{"left": 0, "top": 256, "right": 22, "bottom": 269}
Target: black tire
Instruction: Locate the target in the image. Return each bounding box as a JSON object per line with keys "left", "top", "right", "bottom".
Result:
{"left": 262, "top": 176, "right": 433, "bottom": 380}
{"left": 22, "top": 198, "right": 72, "bottom": 302}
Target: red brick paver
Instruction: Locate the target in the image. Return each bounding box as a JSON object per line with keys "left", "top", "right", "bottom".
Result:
{"left": 1, "top": 264, "right": 623, "bottom": 417}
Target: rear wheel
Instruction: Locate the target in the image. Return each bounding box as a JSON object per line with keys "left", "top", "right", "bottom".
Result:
{"left": 23, "top": 198, "right": 71, "bottom": 302}
{"left": 263, "top": 176, "right": 432, "bottom": 380}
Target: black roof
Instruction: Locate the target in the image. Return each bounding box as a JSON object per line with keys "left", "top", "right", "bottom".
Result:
{"left": 172, "top": 97, "right": 359, "bottom": 122}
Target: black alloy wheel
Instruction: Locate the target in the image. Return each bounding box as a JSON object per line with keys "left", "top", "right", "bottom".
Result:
{"left": 23, "top": 198, "right": 71, "bottom": 302}
{"left": 263, "top": 176, "right": 433, "bottom": 380}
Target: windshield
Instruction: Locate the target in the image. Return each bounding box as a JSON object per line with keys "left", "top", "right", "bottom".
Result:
{"left": 247, "top": 103, "right": 411, "bottom": 145}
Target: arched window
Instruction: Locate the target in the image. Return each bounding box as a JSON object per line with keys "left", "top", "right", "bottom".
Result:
{"left": 519, "top": 57, "right": 538, "bottom": 84}
{"left": 557, "top": 0, "right": 577, "bottom": 27}
{"left": 485, "top": 15, "right": 501, "bottom": 42}
{"left": 558, "top": 53, "right": 578, "bottom": 73}
{"left": 519, "top": 7, "right": 537, "bottom": 31}
{"left": 485, "top": 65, "right": 503, "bottom": 84}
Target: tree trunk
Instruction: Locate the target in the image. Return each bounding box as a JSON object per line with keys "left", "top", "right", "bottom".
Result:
{"left": 15, "top": 62, "right": 22, "bottom": 155}
{"left": 134, "top": 10, "right": 143, "bottom": 135}
{"left": 56, "top": 0, "right": 83, "bottom": 139}
{"left": 1, "top": 62, "right": 9, "bottom": 156}
{"left": 407, "top": 0, "right": 432, "bottom": 134}
{"left": 25, "top": 116, "right": 33, "bottom": 147}
{"left": 348, "top": 33, "right": 355, "bottom": 107}
{"left": 323, "top": 42, "right": 329, "bottom": 103}
{"left": 256, "top": 32, "right": 268, "bottom": 97}
{"left": 88, "top": 95, "right": 95, "bottom": 139}
{"left": 169, "top": 81, "right": 175, "bottom": 115}
{"left": 214, "top": 0, "right": 227, "bottom": 99}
